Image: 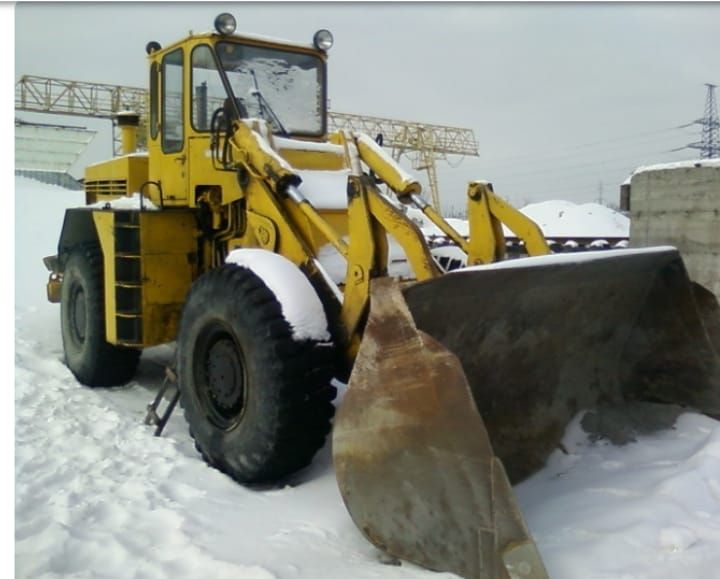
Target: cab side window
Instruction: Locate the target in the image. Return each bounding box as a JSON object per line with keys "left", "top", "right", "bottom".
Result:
{"left": 162, "top": 49, "right": 183, "bottom": 153}
{"left": 149, "top": 62, "right": 159, "bottom": 140}
{"left": 191, "top": 45, "right": 224, "bottom": 132}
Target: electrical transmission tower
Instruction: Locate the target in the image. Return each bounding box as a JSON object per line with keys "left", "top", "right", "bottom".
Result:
{"left": 687, "top": 83, "right": 719, "bottom": 158}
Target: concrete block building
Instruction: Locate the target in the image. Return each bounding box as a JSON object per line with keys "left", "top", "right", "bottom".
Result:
{"left": 629, "top": 159, "right": 720, "bottom": 297}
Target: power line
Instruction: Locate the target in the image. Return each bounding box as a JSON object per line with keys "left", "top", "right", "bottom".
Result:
{"left": 480, "top": 147, "right": 682, "bottom": 183}
{"left": 478, "top": 123, "right": 694, "bottom": 169}
{"left": 475, "top": 146, "right": 697, "bottom": 203}
{"left": 444, "top": 100, "right": 715, "bottom": 204}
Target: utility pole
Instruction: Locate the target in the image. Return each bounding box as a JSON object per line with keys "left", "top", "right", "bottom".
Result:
{"left": 687, "top": 84, "right": 719, "bottom": 159}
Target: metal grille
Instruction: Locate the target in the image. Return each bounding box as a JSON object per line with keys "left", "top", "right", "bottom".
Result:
{"left": 85, "top": 179, "right": 128, "bottom": 197}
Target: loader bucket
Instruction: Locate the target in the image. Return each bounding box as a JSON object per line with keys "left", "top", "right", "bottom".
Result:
{"left": 333, "top": 277, "right": 549, "bottom": 579}
{"left": 333, "top": 247, "right": 719, "bottom": 578}
{"left": 404, "top": 247, "right": 720, "bottom": 483}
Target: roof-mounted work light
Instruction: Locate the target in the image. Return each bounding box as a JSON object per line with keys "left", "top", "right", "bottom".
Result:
{"left": 214, "top": 13, "right": 237, "bottom": 36}
{"left": 313, "top": 29, "right": 334, "bottom": 51}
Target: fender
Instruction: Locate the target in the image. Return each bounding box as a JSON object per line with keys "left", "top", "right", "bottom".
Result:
{"left": 56, "top": 208, "right": 100, "bottom": 266}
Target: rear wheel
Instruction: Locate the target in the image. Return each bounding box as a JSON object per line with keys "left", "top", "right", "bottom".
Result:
{"left": 61, "top": 245, "right": 141, "bottom": 386}
{"left": 177, "top": 265, "right": 336, "bottom": 484}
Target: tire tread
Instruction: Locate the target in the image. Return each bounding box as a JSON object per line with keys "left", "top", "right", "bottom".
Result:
{"left": 177, "top": 265, "right": 336, "bottom": 484}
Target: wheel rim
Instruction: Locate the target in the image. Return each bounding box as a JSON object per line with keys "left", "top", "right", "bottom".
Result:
{"left": 70, "top": 283, "right": 87, "bottom": 343}
{"left": 194, "top": 323, "right": 247, "bottom": 430}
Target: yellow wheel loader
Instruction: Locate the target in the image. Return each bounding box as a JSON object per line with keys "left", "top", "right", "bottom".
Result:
{"left": 44, "top": 13, "right": 720, "bottom": 578}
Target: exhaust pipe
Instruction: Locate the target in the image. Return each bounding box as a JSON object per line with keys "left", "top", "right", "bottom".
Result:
{"left": 115, "top": 111, "right": 140, "bottom": 155}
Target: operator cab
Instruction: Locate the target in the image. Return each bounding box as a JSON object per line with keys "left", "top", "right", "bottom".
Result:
{"left": 148, "top": 13, "right": 331, "bottom": 141}
{"left": 145, "top": 13, "right": 334, "bottom": 206}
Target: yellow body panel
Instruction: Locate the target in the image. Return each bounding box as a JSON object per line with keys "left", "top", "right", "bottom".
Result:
{"left": 92, "top": 212, "right": 118, "bottom": 341}
{"left": 84, "top": 155, "right": 149, "bottom": 205}
{"left": 92, "top": 209, "right": 197, "bottom": 347}
{"left": 187, "top": 136, "right": 244, "bottom": 206}
{"left": 276, "top": 147, "right": 346, "bottom": 171}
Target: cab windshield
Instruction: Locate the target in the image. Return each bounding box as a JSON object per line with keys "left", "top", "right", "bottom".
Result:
{"left": 191, "top": 40, "right": 325, "bottom": 137}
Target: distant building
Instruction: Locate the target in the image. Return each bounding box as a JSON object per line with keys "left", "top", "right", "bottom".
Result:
{"left": 628, "top": 159, "right": 720, "bottom": 297}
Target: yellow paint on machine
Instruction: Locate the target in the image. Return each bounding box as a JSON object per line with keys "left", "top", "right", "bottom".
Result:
{"left": 92, "top": 209, "right": 197, "bottom": 347}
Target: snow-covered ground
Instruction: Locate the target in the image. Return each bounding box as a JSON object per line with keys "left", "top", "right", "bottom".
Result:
{"left": 15, "top": 177, "right": 720, "bottom": 578}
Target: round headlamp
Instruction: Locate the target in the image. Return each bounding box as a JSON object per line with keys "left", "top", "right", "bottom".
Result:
{"left": 313, "top": 29, "right": 334, "bottom": 51}
{"left": 214, "top": 13, "right": 237, "bottom": 35}
{"left": 145, "top": 41, "right": 162, "bottom": 55}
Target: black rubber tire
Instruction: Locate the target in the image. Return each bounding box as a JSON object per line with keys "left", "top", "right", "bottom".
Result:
{"left": 61, "top": 244, "right": 141, "bottom": 387}
{"left": 176, "top": 265, "right": 336, "bottom": 484}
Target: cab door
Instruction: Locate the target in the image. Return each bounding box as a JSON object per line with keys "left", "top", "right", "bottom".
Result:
{"left": 157, "top": 47, "right": 188, "bottom": 205}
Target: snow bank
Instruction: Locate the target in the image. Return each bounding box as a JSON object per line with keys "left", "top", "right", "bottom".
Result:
{"left": 409, "top": 200, "right": 629, "bottom": 241}
{"left": 520, "top": 200, "right": 629, "bottom": 238}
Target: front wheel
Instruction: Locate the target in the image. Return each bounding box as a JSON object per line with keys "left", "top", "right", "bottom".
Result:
{"left": 177, "top": 265, "right": 336, "bottom": 484}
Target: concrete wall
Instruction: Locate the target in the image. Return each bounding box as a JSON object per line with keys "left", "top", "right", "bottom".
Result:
{"left": 629, "top": 162, "right": 720, "bottom": 297}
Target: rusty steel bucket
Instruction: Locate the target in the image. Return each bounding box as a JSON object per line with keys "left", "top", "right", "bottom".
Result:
{"left": 333, "top": 247, "right": 720, "bottom": 578}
